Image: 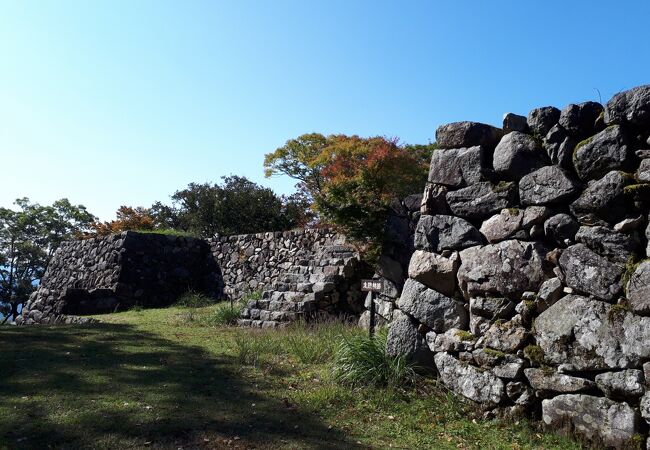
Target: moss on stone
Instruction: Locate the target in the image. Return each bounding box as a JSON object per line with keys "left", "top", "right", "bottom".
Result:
{"left": 454, "top": 330, "right": 476, "bottom": 342}
{"left": 541, "top": 365, "right": 555, "bottom": 376}
{"left": 483, "top": 348, "right": 506, "bottom": 359}
{"left": 491, "top": 181, "right": 513, "bottom": 193}
{"left": 524, "top": 344, "right": 545, "bottom": 366}
{"left": 608, "top": 303, "right": 631, "bottom": 323}
{"left": 623, "top": 183, "right": 650, "bottom": 196}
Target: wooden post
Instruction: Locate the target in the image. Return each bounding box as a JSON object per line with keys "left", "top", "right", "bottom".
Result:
{"left": 369, "top": 291, "right": 376, "bottom": 338}
{"left": 224, "top": 286, "right": 234, "bottom": 312}
{"left": 361, "top": 279, "right": 384, "bottom": 339}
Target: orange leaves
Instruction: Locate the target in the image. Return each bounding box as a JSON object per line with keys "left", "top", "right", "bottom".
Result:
{"left": 89, "top": 206, "right": 155, "bottom": 237}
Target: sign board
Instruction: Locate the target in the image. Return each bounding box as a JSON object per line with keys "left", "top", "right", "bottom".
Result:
{"left": 361, "top": 279, "right": 383, "bottom": 293}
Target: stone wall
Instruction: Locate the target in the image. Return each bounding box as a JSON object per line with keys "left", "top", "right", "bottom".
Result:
{"left": 17, "top": 228, "right": 368, "bottom": 327}
{"left": 17, "top": 232, "right": 218, "bottom": 324}
{"left": 386, "top": 84, "right": 650, "bottom": 448}
{"left": 209, "top": 228, "right": 368, "bottom": 328}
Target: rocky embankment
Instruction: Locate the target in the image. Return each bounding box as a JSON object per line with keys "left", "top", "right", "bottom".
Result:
{"left": 387, "top": 85, "right": 650, "bottom": 448}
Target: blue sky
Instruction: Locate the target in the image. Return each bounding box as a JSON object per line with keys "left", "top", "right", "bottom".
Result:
{"left": 1, "top": 0, "right": 649, "bottom": 220}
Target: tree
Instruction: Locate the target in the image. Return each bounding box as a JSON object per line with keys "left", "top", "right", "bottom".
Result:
{"left": 263, "top": 133, "right": 329, "bottom": 200}
{"left": 148, "top": 176, "right": 313, "bottom": 238}
{"left": 0, "top": 198, "right": 96, "bottom": 322}
{"left": 265, "top": 134, "right": 433, "bottom": 260}
{"left": 90, "top": 206, "right": 156, "bottom": 237}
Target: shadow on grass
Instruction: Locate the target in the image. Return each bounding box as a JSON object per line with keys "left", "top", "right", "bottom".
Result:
{"left": 0, "top": 323, "right": 362, "bottom": 450}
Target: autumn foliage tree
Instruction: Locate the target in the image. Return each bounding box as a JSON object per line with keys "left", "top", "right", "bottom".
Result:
{"left": 264, "top": 133, "right": 433, "bottom": 259}
{"left": 90, "top": 206, "right": 155, "bottom": 236}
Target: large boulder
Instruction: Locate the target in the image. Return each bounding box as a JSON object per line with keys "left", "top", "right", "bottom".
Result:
{"left": 527, "top": 106, "right": 561, "bottom": 136}
{"left": 481, "top": 321, "right": 529, "bottom": 353}
{"left": 426, "top": 328, "right": 476, "bottom": 353}
{"left": 434, "top": 352, "right": 505, "bottom": 407}
{"left": 403, "top": 193, "right": 423, "bottom": 213}
{"left": 457, "top": 240, "right": 547, "bottom": 300}
{"left": 559, "top": 244, "right": 624, "bottom": 301}
{"left": 595, "top": 370, "right": 645, "bottom": 399}
{"left": 524, "top": 368, "right": 595, "bottom": 394}
{"left": 522, "top": 206, "right": 552, "bottom": 228}
{"left": 544, "top": 213, "right": 579, "bottom": 246}
{"left": 570, "top": 170, "right": 631, "bottom": 223}
{"left": 414, "top": 215, "right": 482, "bottom": 252}
{"left": 535, "top": 295, "right": 650, "bottom": 369}
{"left": 492, "top": 132, "right": 550, "bottom": 180}
{"left": 573, "top": 125, "right": 632, "bottom": 181}
{"left": 435, "top": 121, "right": 504, "bottom": 149}
{"left": 446, "top": 182, "right": 517, "bottom": 220}
{"left": 407, "top": 250, "right": 459, "bottom": 297}
{"left": 502, "top": 112, "right": 528, "bottom": 133}
{"left": 637, "top": 159, "right": 650, "bottom": 182}
{"left": 420, "top": 183, "right": 450, "bottom": 215}
{"left": 479, "top": 209, "right": 525, "bottom": 243}
{"left": 558, "top": 101, "right": 603, "bottom": 138}
{"left": 396, "top": 279, "right": 468, "bottom": 332}
{"left": 428, "top": 146, "right": 484, "bottom": 187}
{"left": 647, "top": 213, "right": 650, "bottom": 256}
{"left": 386, "top": 309, "right": 434, "bottom": 366}
{"left": 543, "top": 124, "right": 575, "bottom": 169}
{"left": 518, "top": 165, "right": 581, "bottom": 206}
{"left": 472, "top": 349, "right": 525, "bottom": 379}
{"left": 605, "top": 84, "right": 650, "bottom": 126}
{"left": 469, "top": 296, "right": 516, "bottom": 320}
{"left": 627, "top": 261, "right": 650, "bottom": 315}
{"left": 542, "top": 394, "right": 640, "bottom": 448}
{"left": 575, "top": 225, "right": 638, "bottom": 264}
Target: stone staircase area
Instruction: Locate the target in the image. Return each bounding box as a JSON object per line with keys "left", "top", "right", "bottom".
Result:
{"left": 238, "top": 244, "right": 364, "bottom": 328}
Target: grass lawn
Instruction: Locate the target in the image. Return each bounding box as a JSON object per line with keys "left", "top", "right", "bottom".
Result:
{"left": 0, "top": 305, "right": 580, "bottom": 450}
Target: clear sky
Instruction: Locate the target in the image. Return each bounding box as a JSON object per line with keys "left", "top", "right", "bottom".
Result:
{"left": 1, "top": 0, "right": 649, "bottom": 220}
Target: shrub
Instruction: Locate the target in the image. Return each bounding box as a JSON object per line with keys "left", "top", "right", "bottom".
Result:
{"left": 332, "top": 328, "right": 416, "bottom": 388}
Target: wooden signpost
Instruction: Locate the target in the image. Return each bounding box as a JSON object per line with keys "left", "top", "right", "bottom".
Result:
{"left": 224, "top": 286, "right": 235, "bottom": 312}
{"left": 361, "top": 279, "right": 384, "bottom": 337}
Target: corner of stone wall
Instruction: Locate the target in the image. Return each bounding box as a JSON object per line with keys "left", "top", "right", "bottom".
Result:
{"left": 387, "top": 85, "right": 650, "bottom": 448}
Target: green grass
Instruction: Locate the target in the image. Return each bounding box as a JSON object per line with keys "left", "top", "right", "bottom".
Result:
{"left": 134, "top": 228, "right": 199, "bottom": 238}
{"left": 332, "top": 328, "right": 416, "bottom": 388}
{"left": 0, "top": 306, "right": 581, "bottom": 450}
{"left": 174, "top": 291, "right": 215, "bottom": 308}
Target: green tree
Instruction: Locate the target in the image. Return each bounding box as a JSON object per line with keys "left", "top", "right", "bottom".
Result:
{"left": 150, "top": 176, "right": 312, "bottom": 238}
{"left": 0, "top": 198, "right": 96, "bottom": 322}
{"left": 263, "top": 133, "right": 329, "bottom": 199}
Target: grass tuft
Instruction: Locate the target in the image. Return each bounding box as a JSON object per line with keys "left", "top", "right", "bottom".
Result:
{"left": 175, "top": 291, "right": 215, "bottom": 308}
{"left": 203, "top": 301, "right": 244, "bottom": 326}
{"left": 332, "top": 328, "right": 416, "bottom": 388}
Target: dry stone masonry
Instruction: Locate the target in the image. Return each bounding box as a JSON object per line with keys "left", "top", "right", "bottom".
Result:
{"left": 386, "top": 84, "right": 650, "bottom": 449}
{"left": 18, "top": 229, "right": 367, "bottom": 327}
{"left": 208, "top": 228, "right": 367, "bottom": 328}
{"left": 17, "top": 232, "right": 218, "bottom": 324}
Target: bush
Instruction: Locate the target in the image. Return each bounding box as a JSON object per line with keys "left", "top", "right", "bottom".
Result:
{"left": 332, "top": 328, "right": 416, "bottom": 388}
{"left": 175, "top": 291, "right": 214, "bottom": 308}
